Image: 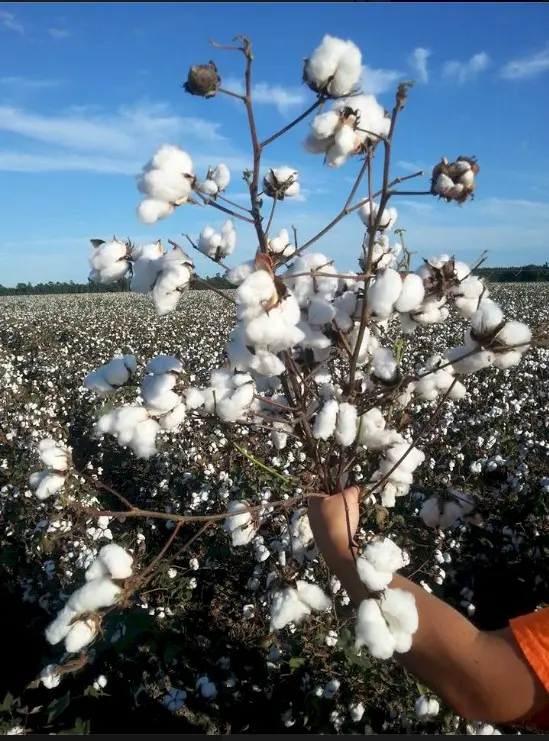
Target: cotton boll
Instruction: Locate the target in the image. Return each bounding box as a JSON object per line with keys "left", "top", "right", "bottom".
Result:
{"left": 343, "top": 94, "right": 391, "bottom": 143}
{"left": 227, "top": 260, "right": 255, "bottom": 286}
{"left": 358, "top": 201, "right": 397, "bottom": 231}
{"left": 45, "top": 605, "right": 79, "bottom": 645}
{"left": 68, "top": 578, "right": 122, "bottom": 613}
{"left": 101, "top": 356, "right": 135, "bottom": 387}
{"left": 141, "top": 373, "right": 180, "bottom": 414}
{"left": 236, "top": 271, "right": 277, "bottom": 317}
{"left": 211, "top": 163, "right": 230, "bottom": 191}
{"left": 496, "top": 320, "right": 531, "bottom": 350}
{"left": 455, "top": 296, "right": 481, "bottom": 318}
{"left": 364, "top": 538, "right": 406, "bottom": 574}
{"left": 137, "top": 198, "right": 174, "bottom": 225}
{"left": 198, "top": 179, "right": 218, "bottom": 196}
{"left": 159, "top": 402, "right": 187, "bottom": 430}
{"left": 138, "top": 167, "right": 192, "bottom": 204}
{"left": 98, "top": 544, "right": 134, "bottom": 579}
{"left": 310, "top": 110, "right": 340, "bottom": 141}
{"left": 379, "top": 587, "right": 418, "bottom": 652}
{"left": 295, "top": 581, "right": 331, "bottom": 612}
{"left": 131, "top": 243, "right": 164, "bottom": 292}
{"left": 270, "top": 587, "right": 311, "bottom": 631}
{"left": 395, "top": 273, "right": 425, "bottom": 313}
{"left": 304, "top": 35, "right": 362, "bottom": 97}
{"left": 38, "top": 440, "right": 70, "bottom": 471}
{"left": 308, "top": 297, "right": 336, "bottom": 326}
{"left": 356, "top": 557, "right": 393, "bottom": 592}
{"left": 31, "top": 471, "right": 66, "bottom": 500}
{"left": 313, "top": 399, "right": 339, "bottom": 440}
{"left": 355, "top": 598, "right": 396, "bottom": 659}
{"left": 415, "top": 695, "right": 440, "bottom": 718}
{"left": 448, "top": 380, "right": 467, "bottom": 399}
{"left": 268, "top": 228, "right": 293, "bottom": 256}
{"left": 335, "top": 402, "right": 358, "bottom": 447}
{"left": 85, "top": 557, "right": 110, "bottom": 582}
{"left": 150, "top": 145, "right": 193, "bottom": 175}
{"left": 303, "top": 132, "right": 331, "bottom": 154}
{"left": 64, "top": 619, "right": 96, "bottom": 653}
{"left": 40, "top": 665, "right": 61, "bottom": 690}
{"left": 146, "top": 355, "right": 182, "bottom": 375}
{"left": 349, "top": 702, "right": 365, "bottom": 723}
{"left": 445, "top": 346, "right": 494, "bottom": 374}
{"left": 130, "top": 418, "right": 160, "bottom": 459}
{"left": 184, "top": 387, "right": 205, "bottom": 410}
{"left": 470, "top": 299, "right": 504, "bottom": 337}
{"left": 330, "top": 40, "right": 363, "bottom": 97}
{"left": 223, "top": 501, "right": 257, "bottom": 546}
{"left": 372, "top": 347, "right": 398, "bottom": 383}
{"left": 367, "top": 269, "right": 403, "bottom": 318}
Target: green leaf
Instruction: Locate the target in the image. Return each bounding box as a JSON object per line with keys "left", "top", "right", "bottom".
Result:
{"left": 289, "top": 656, "right": 306, "bottom": 671}
{"left": 47, "top": 692, "right": 71, "bottom": 724}
{"left": 0, "top": 692, "right": 14, "bottom": 712}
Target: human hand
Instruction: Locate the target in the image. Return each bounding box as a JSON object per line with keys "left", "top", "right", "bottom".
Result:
{"left": 307, "top": 485, "right": 361, "bottom": 560}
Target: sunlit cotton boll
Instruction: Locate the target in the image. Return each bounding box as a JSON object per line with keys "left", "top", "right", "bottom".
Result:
{"left": 415, "top": 695, "right": 440, "bottom": 718}
{"left": 367, "top": 268, "right": 403, "bottom": 318}
{"left": 223, "top": 500, "right": 257, "bottom": 546}
{"left": 37, "top": 439, "right": 70, "bottom": 471}
{"left": 151, "top": 248, "right": 194, "bottom": 316}
{"left": 313, "top": 399, "right": 339, "bottom": 440}
{"left": 29, "top": 471, "right": 66, "bottom": 501}
{"left": 303, "top": 35, "right": 362, "bottom": 97}
{"left": 94, "top": 543, "right": 134, "bottom": 579}
{"left": 89, "top": 238, "right": 130, "bottom": 284}
{"left": 64, "top": 618, "right": 97, "bottom": 654}
{"left": 263, "top": 166, "right": 300, "bottom": 199}
{"left": 358, "top": 201, "right": 398, "bottom": 231}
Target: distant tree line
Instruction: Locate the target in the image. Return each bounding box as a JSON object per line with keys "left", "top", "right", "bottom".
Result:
{"left": 0, "top": 274, "right": 233, "bottom": 296}
{"left": 1, "top": 266, "right": 548, "bottom": 296}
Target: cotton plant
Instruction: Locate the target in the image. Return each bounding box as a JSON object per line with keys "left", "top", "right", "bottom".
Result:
{"left": 28, "top": 30, "right": 536, "bottom": 681}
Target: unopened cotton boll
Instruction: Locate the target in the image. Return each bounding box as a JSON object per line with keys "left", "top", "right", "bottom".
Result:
{"left": 335, "top": 402, "right": 358, "bottom": 447}
{"left": 97, "top": 543, "right": 134, "bottom": 579}
{"left": 313, "top": 398, "right": 339, "bottom": 440}
{"left": 64, "top": 619, "right": 96, "bottom": 653}
{"left": 67, "top": 578, "right": 122, "bottom": 614}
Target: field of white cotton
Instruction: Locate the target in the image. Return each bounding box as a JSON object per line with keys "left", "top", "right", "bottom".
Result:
{"left": 1, "top": 285, "right": 548, "bottom": 734}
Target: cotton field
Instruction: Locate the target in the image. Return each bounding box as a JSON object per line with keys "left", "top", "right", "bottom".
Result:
{"left": 1, "top": 285, "right": 548, "bottom": 734}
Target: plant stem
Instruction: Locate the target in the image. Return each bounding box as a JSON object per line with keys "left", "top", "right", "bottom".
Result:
{"left": 260, "top": 99, "right": 324, "bottom": 148}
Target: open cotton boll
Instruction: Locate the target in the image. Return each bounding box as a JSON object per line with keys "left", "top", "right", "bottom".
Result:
{"left": 364, "top": 537, "right": 407, "bottom": 574}
{"left": 367, "top": 269, "right": 403, "bottom": 318}
{"left": 198, "top": 179, "right": 218, "bottom": 196}
{"left": 223, "top": 500, "right": 257, "bottom": 546}
{"left": 379, "top": 588, "right": 418, "bottom": 653}
{"left": 101, "top": 356, "right": 137, "bottom": 387}
{"left": 496, "top": 320, "right": 531, "bottom": 349}
{"left": 30, "top": 471, "right": 66, "bottom": 500}
{"left": 141, "top": 372, "right": 180, "bottom": 414}
{"left": 130, "top": 418, "right": 160, "bottom": 459}
{"left": 263, "top": 167, "right": 300, "bottom": 199}
{"left": 138, "top": 167, "right": 192, "bottom": 204}
{"left": 45, "top": 605, "right": 79, "bottom": 645}
{"left": 329, "top": 40, "right": 363, "bottom": 97}
{"left": 137, "top": 198, "right": 175, "bottom": 225}
{"left": 304, "top": 35, "right": 362, "bottom": 97}
{"left": 295, "top": 581, "right": 331, "bottom": 612}
{"left": 210, "top": 163, "right": 230, "bottom": 191}
{"left": 89, "top": 239, "right": 130, "bottom": 284}
{"left": 268, "top": 228, "right": 295, "bottom": 257}
{"left": 335, "top": 402, "right": 358, "bottom": 447}
{"left": 310, "top": 110, "right": 340, "bottom": 141}
{"left": 395, "top": 273, "right": 425, "bottom": 314}
{"left": 358, "top": 200, "right": 398, "bottom": 231}
{"left": 420, "top": 497, "right": 464, "bottom": 529}
{"left": 308, "top": 297, "right": 336, "bottom": 327}
{"left": 227, "top": 260, "right": 255, "bottom": 286}
{"left": 355, "top": 598, "right": 396, "bottom": 659}
{"left": 313, "top": 399, "right": 339, "bottom": 440}
{"left": 130, "top": 244, "right": 165, "bottom": 293}
{"left": 146, "top": 355, "right": 183, "bottom": 375}
{"left": 236, "top": 270, "right": 277, "bottom": 317}
{"left": 68, "top": 578, "right": 122, "bottom": 614}
{"left": 356, "top": 557, "right": 393, "bottom": 592}
{"left": 445, "top": 346, "right": 494, "bottom": 374}
{"left": 415, "top": 695, "right": 440, "bottom": 718}
{"left": 159, "top": 402, "right": 187, "bottom": 431}
{"left": 98, "top": 543, "right": 134, "bottom": 579}
{"left": 38, "top": 439, "right": 70, "bottom": 471}
{"left": 184, "top": 387, "right": 205, "bottom": 410}
{"left": 372, "top": 347, "right": 398, "bottom": 383}
{"left": 152, "top": 263, "right": 193, "bottom": 316}
{"left": 85, "top": 557, "right": 110, "bottom": 582}
{"left": 338, "top": 94, "right": 390, "bottom": 143}
{"left": 149, "top": 144, "right": 194, "bottom": 175}
{"left": 270, "top": 587, "right": 311, "bottom": 631}
{"left": 470, "top": 299, "right": 504, "bottom": 337}
{"left": 64, "top": 619, "right": 96, "bottom": 653}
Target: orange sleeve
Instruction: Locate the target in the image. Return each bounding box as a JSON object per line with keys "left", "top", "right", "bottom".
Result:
{"left": 510, "top": 607, "right": 549, "bottom": 693}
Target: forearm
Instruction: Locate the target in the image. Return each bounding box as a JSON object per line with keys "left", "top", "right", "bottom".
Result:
{"left": 308, "top": 499, "right": 545, "bottom": 723}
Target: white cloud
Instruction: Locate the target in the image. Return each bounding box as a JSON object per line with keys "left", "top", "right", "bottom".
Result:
{"left": 48, "top": 27, "right": 70, "bottom": 38}
{"left": 361, "top": 65, "right": 403, "bottom": 95}
{"left": 478, "top": 197, "right": 549, "bottom": 220}
{"left": 397, "top": 160, "right": 426, "bottom": 174}
{"left": 0, "top": 10, "right": 24, "bottom": 34}
{"left": 0, "top": 76, "right": 62, "bottom": 90}
{"left": 442, "top": 52, "right": 490, "bottom": 84}
{"left": 499, "top": 46, "right": 549, "bottom": 80}
{"left": 221, "top": 78, "right": 306, "bottom": 114}
{"left": 0, "top": 102, "right": 224, "bottom": 153}
{"left": 409, "top": 48, "right": 431, "bottom": 84}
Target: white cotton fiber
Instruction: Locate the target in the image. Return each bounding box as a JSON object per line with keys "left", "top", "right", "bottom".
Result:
{"left": 313, "top": 399, "right": 339, "bottom": 440}
{"left": 45, "top": 605, "right": 79, "bottom": 645}
{"left": 98, "top": 543, "right": 134, "bottom": 579}
{"left": 367, "top": 269, "right": 403, "bottom": 318}
{"left": 295, "top": 581, "right": 331, "bottom": 612}
{"left": 356, "top": 557, "right": 393, "bottom": 592}
{"left": 67, "top": 578, "right": 122, "bottom": 614}
{"left": 270, "top": 587, "right": 311, "bottom": 631}
{"left": 355, "top": 598, "right": 396, "bottom": 659}
{"left": 146, "top": 355, "right": 183, "bottom": 375}
{"left": 395, "top": 273, "right": 425, "bottom": 314}
{"left": 335, "top": 402, "right": 358, "bottom": 447}
{"left": 64, "top": 619, "right": 96, "bottom": 653}
{"left": 364, "top": 538, "right": 406, "bottom": 574}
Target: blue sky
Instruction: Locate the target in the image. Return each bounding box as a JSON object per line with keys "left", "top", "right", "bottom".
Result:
{"left": 1, "top": 2, "right": 548, "bottom": 286}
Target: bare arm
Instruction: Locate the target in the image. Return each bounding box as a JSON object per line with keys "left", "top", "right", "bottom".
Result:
{"left": 308, "top": 488, "right": 548, "bottom": 725}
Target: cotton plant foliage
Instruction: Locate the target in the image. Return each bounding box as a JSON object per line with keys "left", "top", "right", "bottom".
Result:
{"left": 29, "top": 32, "right": 534, "bottom": 682}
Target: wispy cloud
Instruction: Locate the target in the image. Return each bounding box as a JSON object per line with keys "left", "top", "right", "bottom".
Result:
{"left": 499, "top": 45, "right": 549, "bottom": 80}
{"left": 478, "top": 197, "right": 549, "bottom": 219}
{"left": 0, "top": 101, "right": 254, "bottom": 174}
{"left": 442, "top": 52, "right": 490, "bottom": 84}
{"left": 222, "top": 77, "right": 306, "bottom": 114}
{"left": 0, "top": 102, "right": 224, "bottom": 152}
{"left": 0, "top": 76, "right": 62, "bottom": 91}
{"left": 0, "top": 9, "right": 24, "bottom": 34}
{"left": 397, "top": 160, "right": 426, "bottom": 174}
{"left": 409, "top": 48, "right": 431, "bottom": 84}
{"left": 48, "top": 27, "right": 71, "bottom": 39}
{"left": 361, "top": 65, "right": 402, "bottom": 95}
